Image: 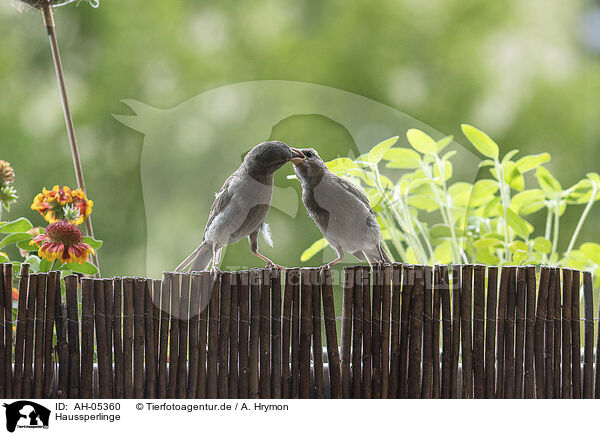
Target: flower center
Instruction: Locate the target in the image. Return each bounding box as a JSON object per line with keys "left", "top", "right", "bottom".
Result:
{"left": 45, "top": 220, "right": 83, "bottom": 246}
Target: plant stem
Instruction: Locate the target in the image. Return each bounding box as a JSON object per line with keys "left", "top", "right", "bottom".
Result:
{"left": 565, "top": 185, "right": 597, "bottom": 261}
{"left": 543, "top": 204, "right": 553, "bottom": 264}
{"left": 496, "top": 162, "right": 511, "bottom": 261}
{"left": 40, "top": 4, "right": 100, "bottom": 276}
{"left": 550, "top": 197, "right": 561, "bottom": 264}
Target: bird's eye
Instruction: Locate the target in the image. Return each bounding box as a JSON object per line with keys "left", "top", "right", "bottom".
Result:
{"left": 305, "top": 151, "right": 313, "bottom": 158}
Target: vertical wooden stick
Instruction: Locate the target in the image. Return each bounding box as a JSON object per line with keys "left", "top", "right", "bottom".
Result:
{"left": 218, "top": 272, "right": 231, "bottom": 398}
{"left": 571, "top": 270, "right": 581, "bottom": 399}
{"left": 460, "top": 264, "right": 473, "bottom": 399}
{"left": 381, "top": 265, "right": 392, "bottom": 399}
{"left": 80, "top": 278, "right": 94, "bottom": 399}
{"left": 3, "top": 262, "right": 14, "bottom": 399}
{"left": 407, "top": 266, "right": 423, "bottom": 399}
{"left": 249, "top": 269, "right": 260, "bottom": 399}
{"left": 341, "top": 267, "right": 355, "bottom": 399}
{"left": 94, "top": 279, "right": 110, "bottom": 398}
{"left": 187, "top": 273, "right": 201, "bottom": 399}
{"left": 103, "top": 278, "right": 115, "bottom": 395}
{"left": 514, "top": 267, "right": 527, "bottom": 398}
{"left": 389, "top": 264, "right": 402, "bottom": 399}
{"left": 421, "top": 266, "right": 433, "bottom": 399}
{"left": 561, "top": 268, "right": 572, "bottom": 399}
{"left": 113, "top": 277, "right": 123, "bottom": 399}
{"left": 552, "top": 269, "right": 561, "bottom": 397}
{"left": 290, "top": 268, "right": 301, "bottom": 399}
{"left": 166, "top": 274, "right": 180, "bottom": 399}
{"left": 207, "top": 271, "right": 221, "bottom": 398}
{"left": 504, "top": 267, "right": 517, "bottom": 399}
{"left": 0, "top": 265, "right": 5, "bottom": 398}
{"left": 153, "top": 280, "right": 161, "bottom": 374}
{"left": 229, "top": 272, "right": 239, "bottom": 399}
{"left": 282, "top": 269, "right": 295, "bottom": 399}
{"left": 450, "top": 265, "right": 461, "bottom": 399}
{"left": 22, "top": 273, "right": 38, "bottom": 398}
{"left": 484, "top": 266, "right": 498, "bottom": 399}
{"left": 145, "top": 279, "right": 158, "bottom": 399}
{"left": 237, "top": 271, "right": 250, "bottom": 399}
{"left": 13, "top": 263, "right": 30, "bottom": 398}
{"left": 157, "top": 274, "right": 170, "bottom": 399}
{"left": 352, "top": 266, "right": 363, "bottom": 399}
{"left": 371, "top": 265, "right": 383, "bottom": 399}
{"left": 42, "top": 271, "right": 57, "bottom": 398}
{"left": 432, "top": 265, "right": 441, "bottom": 399}
{"left": 322, "top": 267, "right": 342, "bottom": 399}
{"left": 311, "top": 268, "right": 324, "bottom": 399}
{"left": 534, "top": 267, "right": 550, "bottom": 399}
{"left": 300, "top": 268, "right": 313, "bottom": 399}
{"left": 544, "top": 268, "right": 557, "bottom": 399}
{"left": 496, "top": 267, "right": 509, "bottom": 398}
{"left": 123, "top": 277, "right": 135, "bottom": 399}
{"left": 133, "top": 278, "right": 146, "bottom": 399}
{"left": 271, "top": 269, "right": 282, "bottom": 399}
{"left": 197, "top": 272, "right": 210, "bottom": 399}
{"left": 582, "top": 271, "right": 594, "bottom": 399}
{"left": 177, "top": 274, "right": 190, "bottom": 399}
{"left": 361, "top": 265, "right": 372, "bottom": 399}
{"left": 54, "top": 274, "right": 68, "bottom": 399}
{"left": 524, "top": 266, "right": 536, "bottom": 399}
{"left": 259, "top": 269, "right": 271, "bottom": 398}
{"left": 439, "top": 266, "right": 451, "bottom": 399}
{"left": 473, "top": 265, "right": 486, "bottom": 399}
{"left": 33, "top": 274, "right": 46, "bottom": 399}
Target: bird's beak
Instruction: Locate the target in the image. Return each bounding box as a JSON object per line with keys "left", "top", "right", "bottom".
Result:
{"left": 290, "top": 147, "right": 306, "bottom": 166}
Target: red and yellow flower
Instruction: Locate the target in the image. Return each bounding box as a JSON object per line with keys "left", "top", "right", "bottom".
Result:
{"left": 31, "top": 185, "right": 93, "bottom": 225}
{"left": 30, "top": 220, "right": 95, "bottom": 264}
{"left": 12, "top": 287, "right": 19, "bottom": 302}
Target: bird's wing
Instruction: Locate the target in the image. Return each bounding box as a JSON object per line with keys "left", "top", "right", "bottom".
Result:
{"left": 334, "top": 175, "right": 375, "bottom": 216}
{"left": 204, "top": 174, "right": 236, "bottom": 234}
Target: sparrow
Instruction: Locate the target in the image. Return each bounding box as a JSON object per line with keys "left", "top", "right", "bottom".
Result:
{"left": 292, "top": 148, "right": 391, "bottom": 268}
{"left": 175, "top": 141, "right": 305, "bottom": 272}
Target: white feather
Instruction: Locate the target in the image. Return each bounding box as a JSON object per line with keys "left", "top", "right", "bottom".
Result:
{"left": 261, "top": 223, "right": 274, "bottom": 247}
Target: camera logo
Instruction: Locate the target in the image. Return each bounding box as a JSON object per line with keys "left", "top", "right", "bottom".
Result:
{"left": 3, "top": 401, "right": 50, "bottom": 433}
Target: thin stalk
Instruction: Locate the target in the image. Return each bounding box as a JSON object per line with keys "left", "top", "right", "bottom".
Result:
{"left": 550, "top": 197, "right": 561, "bottom": 264}
{"left": 496, "top": 163, "right": 511, "bottom": 261}
{"left": 565, "top": 185, "right": 597, "bottom": 261}
{"left": 40, "top": 4, "right": 100, "bottom": 275}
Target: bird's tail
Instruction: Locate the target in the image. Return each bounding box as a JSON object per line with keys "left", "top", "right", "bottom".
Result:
{"left": 175, "top": 242, "right": 213, "bottom": 272}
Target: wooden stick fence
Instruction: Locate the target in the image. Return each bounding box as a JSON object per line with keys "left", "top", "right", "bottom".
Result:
{"left": 0, "top": 262, "right": 599, "bottom": 399}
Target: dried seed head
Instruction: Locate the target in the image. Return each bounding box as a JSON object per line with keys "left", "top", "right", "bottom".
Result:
{"left": 0, "top": 160, "right": 15, "bottom": 185}
{"left": 16, "top": 0, "right": 99, "bottom": 9}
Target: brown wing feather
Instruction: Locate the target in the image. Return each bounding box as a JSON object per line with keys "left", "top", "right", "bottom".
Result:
{"left": 335, "top": 175, "right": 375, "bottom": 216}
{"left": 204, "top": 174, "right": 236, "bottom": 235}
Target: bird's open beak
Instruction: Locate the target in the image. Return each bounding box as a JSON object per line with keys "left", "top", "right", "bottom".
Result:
{"left": 290, "top": 147, "right": 306, "bottom": 166}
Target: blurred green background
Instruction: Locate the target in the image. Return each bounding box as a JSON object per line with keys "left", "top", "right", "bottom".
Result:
{"left": 1, "top": 0, "right": 599, "bottom": 278}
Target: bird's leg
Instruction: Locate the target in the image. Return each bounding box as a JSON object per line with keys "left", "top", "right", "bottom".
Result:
{"left": 322, "top": 247, "right": 344, "bottom": 270}
{"left": 249, "top": 230, "right": 282, "bottom": 269}
{"left": 211, "top": 247, "right": 222, "bottom": 273}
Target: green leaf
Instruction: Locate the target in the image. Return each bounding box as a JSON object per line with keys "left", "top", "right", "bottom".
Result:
{"left": 366, "top": 136, "right": 399, "bottom": 164}
{"left": 436, "top": 135, "right": 453, "bottom": 153}
{"left": 430, "top": 224, "right": 463, "bottom": 239}
{"left": 383, "top": 148, "right": 421, "bottom": 168}
{"left": 407, "top": 195, "right": 439, "bottom": 212}
{"left": 580, "top": 242, "right": 600, "bottom": 265}
{"left": 0, "top": 252, "right": 8, "bottom": 262}
{"left": 536, "top": 166, "right": 561, "bottom": 194}
{"left": 532, "top": 237, "right": 551, "bottom": 254}
{"left": 16, "top": 239, "right": 38, "bottom": 252}
{"left": 405, "top": 247, "right": 419, "bottom": 264}
{"left": 479, "top": 159, "right": 495, "bottom": 168}
{"left": 326, "top": 157, "right": 359, "bottom": 174}
{"left": 473, "top": 238, "right": 503, "bottom": 250}
{"left": 587, "top": 172, "right": 600, "bottom": 187}
{"left": 442, "top": 150, "right": 457, "bottom": 161}
{"left": 82, "top": 236, "right": 103, "bottom": 250}
{"left": 502, "top": 161, "right": 524, "bottom": 191}
{"left": 0, "top": 232, "right": 33, "bottom": 249}
{"left": 512, "top": 250, "right": 528, "bottom": 265}
{"left": 433, "top": 241, "right": 452, "bottom": 264}
{"left": 461, "top": 124, "right": 499, "bottom": 160}
{"left": 61, "top": 262, "right": 99, "bottom": 275}
{"left": 406, "top": 129, "right": 437, "bottom": 154}
{"left": 515, "top": 153, "right": 550, "bottom": 173}
{"left": 511, "top": 189, "right": 546, "bottom": 215}
{"left": 470, "top": 180, "right": 499, "bottom": 207}
{"left": 0, "top": 218, "right": 33, "bottom": 234}
{"left": 39, "top": 258, "right": 52, "bottom": 273}
{"left": 505, "top": 207, "right": 534, "bottom": 239}
{"left": 24, "top": 255, "right": 41, "bottom": 272}
{"left": 300, "top": 238, "right": 329, "bottom": 262}
{"left": 509, "top": 240, "right": 528, "bottom": 252}
{"left": 475, "top": 248, "right": 499, "bottom": 265}
{"left": 433, "top": 160, "right": 452, "bottom": 183}
{"left": 448, "top": 182, "right": 472, "bottom": 208}
{"left": 501, "top": 149, "right": 519, "bottom": 164}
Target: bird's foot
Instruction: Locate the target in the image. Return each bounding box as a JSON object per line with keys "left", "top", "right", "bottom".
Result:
{"left": 265, "top": 261, "right": 283, "bottom": 270}
{"left": 210, "top": 265, "right": 222, "bottom": 275}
